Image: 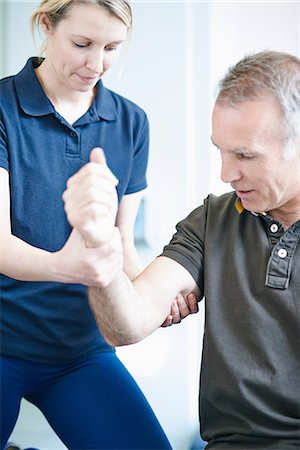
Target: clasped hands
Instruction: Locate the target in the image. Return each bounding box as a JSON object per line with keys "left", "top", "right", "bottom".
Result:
{"left": 61, "top": 147, "right": 198, "bottom": 325}
{"left": 63, "top": 147, "right": 118, "bottom": 248}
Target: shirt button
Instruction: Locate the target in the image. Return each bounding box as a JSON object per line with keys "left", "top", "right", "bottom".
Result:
{"left": 70, "top": 131, "right": 76, "bottom": 137}
{"left": 270, "top": 223, "right": 279, "bottom": 233}
{"left": 278, "top": 248, "right": 287, "bottom": 258}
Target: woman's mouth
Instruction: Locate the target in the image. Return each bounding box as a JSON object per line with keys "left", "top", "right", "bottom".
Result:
{"left": 76, "top": 73, "right": 99, "bottom": 84}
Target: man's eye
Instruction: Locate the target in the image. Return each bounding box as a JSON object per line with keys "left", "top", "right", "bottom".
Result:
{"left": 237, "top": 153, "right": 254, "bottom": 160}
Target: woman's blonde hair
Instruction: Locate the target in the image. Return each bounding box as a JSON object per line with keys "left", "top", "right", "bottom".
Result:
{"left": 31, "top": 0, "right": 132, "bottom": 55}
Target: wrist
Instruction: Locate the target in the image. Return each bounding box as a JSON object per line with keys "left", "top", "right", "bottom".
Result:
{"left": 45, "top": 249, "right": 74, "bottom": 284}
{"left": 40, "top": 250, "right": 61, "bottom": 282}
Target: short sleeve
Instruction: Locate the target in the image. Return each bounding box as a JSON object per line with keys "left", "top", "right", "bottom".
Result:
{"left": 0, "top": 116, "right": 9, "bottom": 171}
{"left": 160, "top": 203, "right": 208, "bottom": 296}
{"left": 125, "top": 111, "right": 149, "bottom": 195}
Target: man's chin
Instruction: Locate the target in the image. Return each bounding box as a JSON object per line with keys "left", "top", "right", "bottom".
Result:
{"left": 240, "top": 198, "right": 265, "bottom": 214}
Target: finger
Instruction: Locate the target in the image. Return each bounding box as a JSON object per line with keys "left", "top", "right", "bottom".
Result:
{"left": 90, "top": 147, "right": 106, "bottom": 165}
{"left": 89, "top": 148, "right": 118, "bottom": 185}
{"left": 161, "top": 315, "right": 173, "bottom": 327}
{"left": 91, "top": 227, "right": 122, "bottom": 255}
{"left": 66, "top": 204, "right": 113, "bottom": 231}
{"left": 187, "top": 293, "right": 199, "bottom": 314}
{"left": 63, "top": 184, "right": 116, "bottom": 215}
{"left": 170, "top": 300, "right": 181, "bottom": 323}
{"left": 66, "top": 163, "right": 118, "bottom": 189}
{"left": 84, "top": 223, "right": 114, "bottom": 248}
{"left": 174, "top": 293, "right": 190, "bottom": 319}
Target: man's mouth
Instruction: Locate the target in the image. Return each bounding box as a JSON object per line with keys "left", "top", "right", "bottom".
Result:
{"left": 235, "top": 189, "right": 254, "bottom": 198}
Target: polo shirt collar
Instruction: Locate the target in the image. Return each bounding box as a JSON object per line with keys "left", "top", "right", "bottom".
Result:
{"left": 15, "top": 57, "right": 117, "bottom": 121}
{"left": 234, "top": 196, "right": 267, "bottom": 217}
{"left": 94, "top": 80, "right": 117, "bottom": 121}
{"left": 15, "top": 58, "right": 54, "bottom": 117}
{"left": 235, "top": 197, "right": 244, "bottom": 214}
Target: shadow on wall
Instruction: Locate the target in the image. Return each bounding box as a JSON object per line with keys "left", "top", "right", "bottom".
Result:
{"left": 6, "top": 435, "right": 207, "bottom": 450}
{"left": 5, "top": 444, "right": 39, "bottom": 450}
{"left": 190, "top": 433, "right": 207, "bottom": 450}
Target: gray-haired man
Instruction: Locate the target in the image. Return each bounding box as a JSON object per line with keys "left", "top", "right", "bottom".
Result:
{"left": 64, "top": 51, "right": 300, "bottom": 448}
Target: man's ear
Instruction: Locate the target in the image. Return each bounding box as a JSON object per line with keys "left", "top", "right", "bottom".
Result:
{"left": 39, "top": 12, "right": 54, "bottom": 35}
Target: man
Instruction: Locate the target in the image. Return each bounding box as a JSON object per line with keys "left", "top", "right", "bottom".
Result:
{"left": 63, "top": 51, "right": 300, "bottom": 448}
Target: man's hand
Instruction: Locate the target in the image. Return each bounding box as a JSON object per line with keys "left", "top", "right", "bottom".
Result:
{"left": 62, "top": 148, "right": 119, "bottom": 248}
{"left": 161, "top": 291, "right": 199, "bottom": 327}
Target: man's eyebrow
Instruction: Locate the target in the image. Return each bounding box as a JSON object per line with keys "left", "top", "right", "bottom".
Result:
{"left": 234, "top": 148, "right": 260, "bottom": 158}
{"left": 209, "top": 140, "right": 257, "bottom": 157}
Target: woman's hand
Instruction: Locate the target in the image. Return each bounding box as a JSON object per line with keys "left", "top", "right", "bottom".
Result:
{"left": 51, "top": 227, "right": 123, "bottom": 287}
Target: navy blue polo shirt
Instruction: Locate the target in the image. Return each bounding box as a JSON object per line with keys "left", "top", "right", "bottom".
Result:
{"left": 0, "top": 58, "right": 149, "bottom": 363}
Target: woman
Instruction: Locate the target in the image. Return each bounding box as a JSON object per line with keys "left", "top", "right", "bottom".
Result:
{"left": 0, "top": 0, "right": 172, "bottom": 448}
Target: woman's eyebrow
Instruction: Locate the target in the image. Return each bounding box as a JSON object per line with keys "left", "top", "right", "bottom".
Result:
{"left": 70, "top": 34, "right": 125, "bottom": 45}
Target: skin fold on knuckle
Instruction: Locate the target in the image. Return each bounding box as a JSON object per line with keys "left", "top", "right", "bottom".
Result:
{"left": 65, "top": 210, "right": 75, "bottom": 227}
{"left": 94, "top": 272, "right": 110, "bottom": 288}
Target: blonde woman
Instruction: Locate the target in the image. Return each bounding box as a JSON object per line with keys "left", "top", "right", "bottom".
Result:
{"left": 0, "top": 1, "right": 173, "bottom": 447}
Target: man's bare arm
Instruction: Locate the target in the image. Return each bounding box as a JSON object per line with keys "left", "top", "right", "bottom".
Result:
{"left": 89, "top": 255, "right": 200, "bottom": 346}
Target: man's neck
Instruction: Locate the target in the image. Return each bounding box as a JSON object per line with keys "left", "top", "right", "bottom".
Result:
{"left": 269, "top": 208, "right": 300, "bottom": 230}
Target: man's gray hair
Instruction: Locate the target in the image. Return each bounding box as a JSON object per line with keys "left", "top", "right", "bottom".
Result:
{"left": 216, "top": 51, "right": 300, "bottom": 159}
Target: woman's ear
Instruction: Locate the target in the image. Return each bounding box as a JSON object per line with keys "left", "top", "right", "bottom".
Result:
{"left": 39, "top": 12, "right": 54, "bottom": 35}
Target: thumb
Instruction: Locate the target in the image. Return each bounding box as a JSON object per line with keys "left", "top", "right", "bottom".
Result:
{"left": 90, "top": 147, "right": 106, "bottom": 165}
{"left": 89, "top": 147, "right": 119, "bottom": 186}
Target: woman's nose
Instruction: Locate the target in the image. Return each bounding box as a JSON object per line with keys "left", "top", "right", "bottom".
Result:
{"left": 86, "top": 51, "right": 104, "bottom": 74}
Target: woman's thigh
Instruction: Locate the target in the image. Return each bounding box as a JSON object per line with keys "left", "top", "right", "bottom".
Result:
{"left": 0, "top": 356, "right": 34, "bottom": 449}
{"left": 30, "top": 352, "right": 171, "bottom": 449}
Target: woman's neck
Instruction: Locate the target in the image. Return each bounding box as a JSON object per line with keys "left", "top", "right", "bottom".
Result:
{"left": 35, "top": 61, "right": 96, "bottom": 125}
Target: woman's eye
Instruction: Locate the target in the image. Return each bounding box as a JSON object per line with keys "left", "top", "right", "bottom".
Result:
{"left": 74, "top": 43, "right": 89, "bottom": 48}
{"left": 105, "top": 46, "right": 117, "bottom": 52}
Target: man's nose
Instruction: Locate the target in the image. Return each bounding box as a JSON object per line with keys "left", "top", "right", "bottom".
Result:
{"left": 220, "top": 159, "right": 241, "bottom": 184}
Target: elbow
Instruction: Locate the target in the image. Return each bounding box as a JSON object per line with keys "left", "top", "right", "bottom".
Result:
{"left": 102, "top": 329, "right": 146, "bottom": 347}
{"left": 106, "top": 337, "right": 138, "bottom": 347}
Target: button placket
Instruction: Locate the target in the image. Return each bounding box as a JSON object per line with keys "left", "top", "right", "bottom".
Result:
{"left": 265, "top": 226, "right": 300, "bottom": 289}
{"left": 66, "top": 128, "right": 80, "bottom": 158}
{"left": 277, "top": 248, "right": 287, "bottom": 258}
{"left": 270, "top": 223, "right": 279, "bottom": 233}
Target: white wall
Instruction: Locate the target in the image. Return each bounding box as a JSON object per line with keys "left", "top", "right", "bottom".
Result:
{"left": 2, "top": 1, "right": 299, "bottom": 449}
{"left": 0, "top": 2, "right": 5, "bottom": 73}
{"left": 207, "top": 0, "right": 300, "bottom": 196}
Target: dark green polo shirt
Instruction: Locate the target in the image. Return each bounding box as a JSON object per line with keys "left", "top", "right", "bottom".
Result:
{"left": 162, "top": 192, "right": 300, "bottom": 448}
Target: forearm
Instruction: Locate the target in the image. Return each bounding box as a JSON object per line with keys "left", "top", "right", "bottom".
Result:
{"left": 88, "top": 255, "right": 199, "bottom": 346}
{"left": 123, "top": 243, "right": 144, "bottom": 281}
{"left": 0, "top": 233, "right": 58, "bottom": 282}
{"left": 0, "top": 228, "right": 119, "bottom": 287}
{"left": 88, "top": 270, "right": 170, "bottom": 346}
